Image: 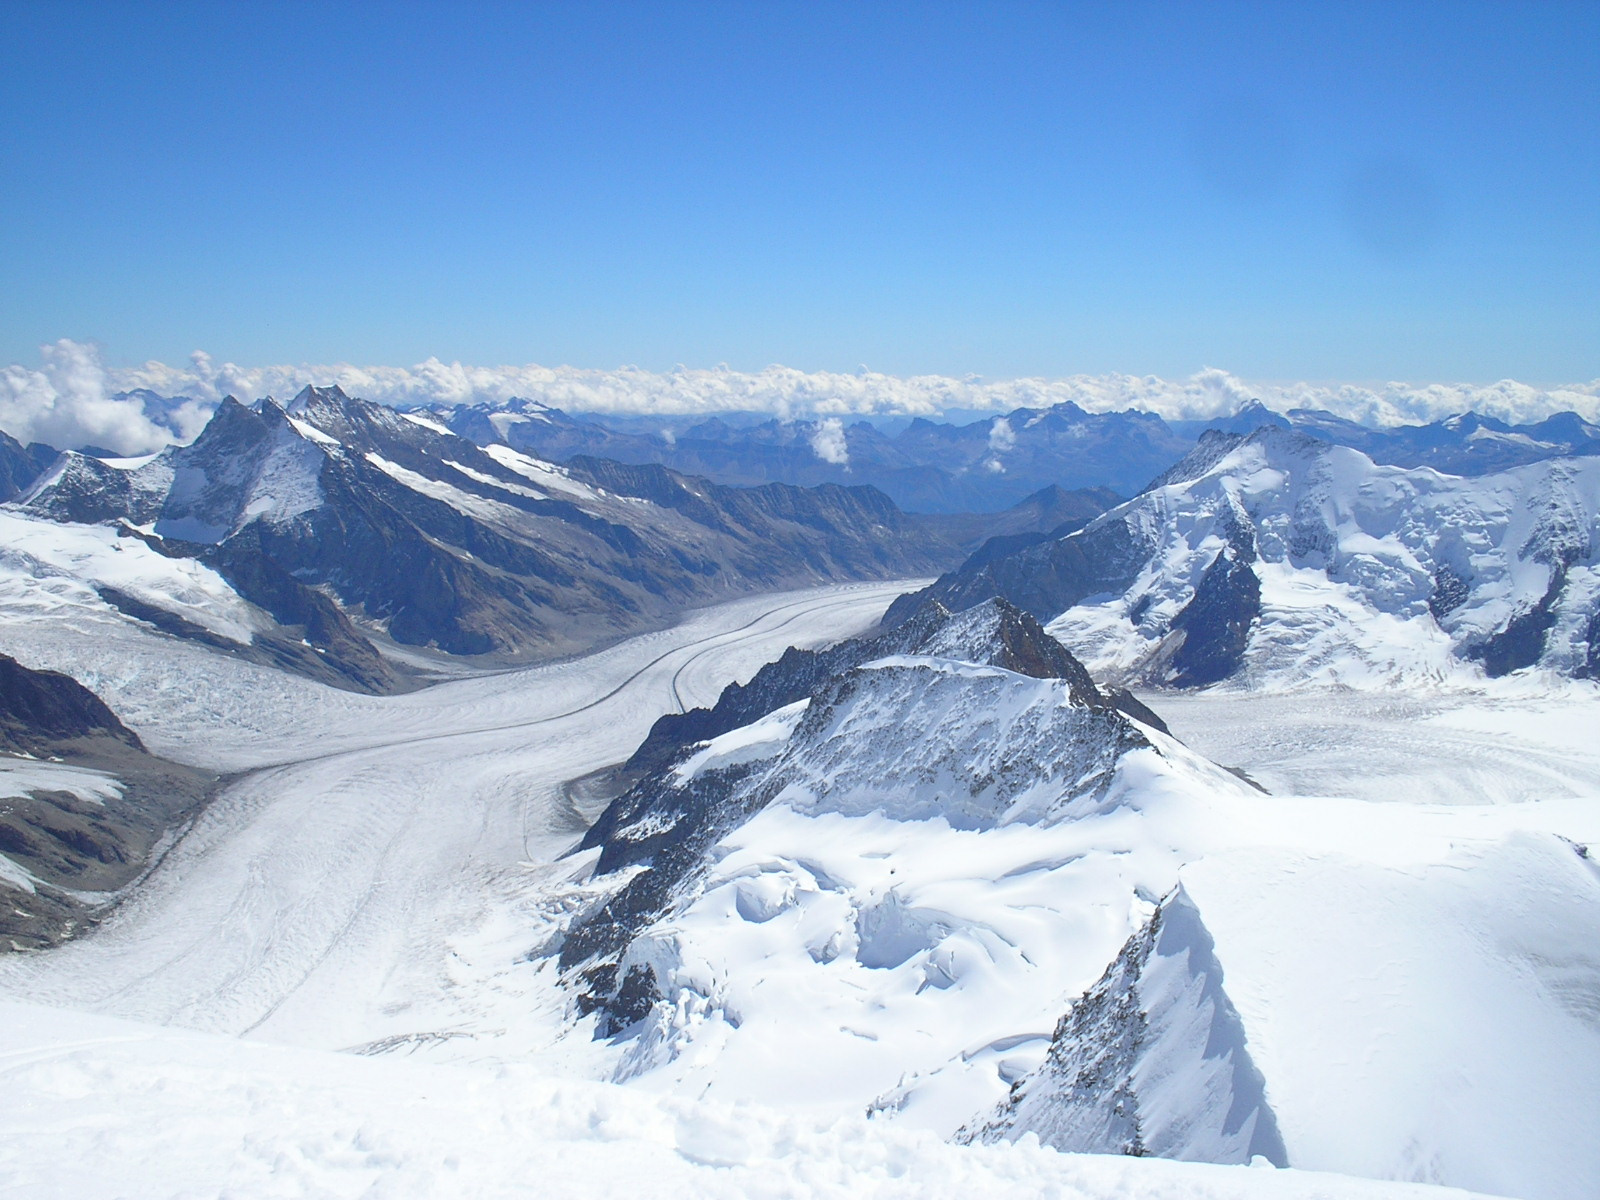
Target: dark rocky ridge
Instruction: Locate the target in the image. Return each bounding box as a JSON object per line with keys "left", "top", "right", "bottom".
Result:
{"left": 0, "top": 654, "right": 143, "bottom": 755}
{"left": 0, "top": 654, "right": 215, "bottom": 951}
{"left": 1161, "top": 549, "right": 1262, "bottom": 688}
{"left": 0, "top": 430, "right": 59, "bottom": 502}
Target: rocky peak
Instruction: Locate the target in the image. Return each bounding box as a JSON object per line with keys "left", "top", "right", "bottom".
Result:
{"left": 963, "top": 887, "right": 1286, "bottom": 1167}
{"left": 286, "top": 383, "right": 353, "bottom": 418}
{"left": 909, "top": 597, "right": 1106, "bottom": 705}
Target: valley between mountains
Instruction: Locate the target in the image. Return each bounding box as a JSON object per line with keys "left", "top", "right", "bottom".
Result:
{"left": 0, "top": 582, "right": 913, "bottom": 1044}
{"left": 2, "top": 388, "right": 1599, "bottom": 1200}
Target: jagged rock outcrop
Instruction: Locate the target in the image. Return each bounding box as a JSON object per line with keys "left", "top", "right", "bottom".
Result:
{"left": 0, "top": 653, "right": 143, "bottom": 755}
{"left": 0, "top": 430, "right": 59, "bottom": 502}
{"left": 961, "top": 887, "right": 1287, "bottom": 1167}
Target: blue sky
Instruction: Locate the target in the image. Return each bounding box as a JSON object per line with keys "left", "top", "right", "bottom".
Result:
{"left": 1, "top": 0, "right": 1595, "bottom": 382}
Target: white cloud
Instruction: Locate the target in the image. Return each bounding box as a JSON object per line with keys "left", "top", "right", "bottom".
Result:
{"left": 988, "top": 416, "right": 1016, "bottom": 453}
{"left": 2, "top": 342, "right": 1598, "bottom": 454}
{"left": 809, "top": 417, "right": 849, "bottom": 465}
{"left": 0, "top": 339, "right": 192, "bottom": 455}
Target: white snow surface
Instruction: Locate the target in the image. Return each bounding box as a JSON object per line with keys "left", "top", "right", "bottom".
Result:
{"left": 0, "top": 758, "right": 123, "bottom": 807}
{"left": 482, "top": 441, "right": 611, "bottom": 503}
{"left": 363, "top": 451, "right": 531, "bottom": 526}
{"left": 0, "top": 1003, "right": 1491, "bottom": 1200}
{"left": 0, "top": 508, "right": 265, "bottom": 646}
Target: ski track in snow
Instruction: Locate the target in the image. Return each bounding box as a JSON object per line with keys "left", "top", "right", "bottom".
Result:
{"left": 0, "top": 581, "right": 917, "bottom": 1056}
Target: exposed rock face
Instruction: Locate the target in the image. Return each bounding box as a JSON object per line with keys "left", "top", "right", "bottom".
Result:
{"left": 887, "top": 428, "right": 1600, "bottom": 687}
{"left": 880, "top": 506, "right": 1156, "bottom": 630}
{"left": 961, "top": 888, "right": 1287, "bottom": 1168}
{"left": 1163, "top": 548, "right": 1262, "bottom": 688}
{"left": 0, "top": 655, "right": 213, "bottom": 951}
{"left": 559, "top": 600, "right": 1163, "bottom": 1031}
{"left": 0, "top": 654, "right": 143, "bottom": 755}
{"left": 620, "top": 597, "right": 1142, "bottom": 784}
{"left": 0, "top": 431, "right": 59, "bottom": 502}
{"left": 21, "top": 385, "right": 1032, "bottom": 683}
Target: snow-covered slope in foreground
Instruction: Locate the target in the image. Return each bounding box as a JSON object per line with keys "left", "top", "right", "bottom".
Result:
{"left": 0, "top": 1000, "right": 1495, "bottom": 1200}
{"left": 552, "top": 604, "right": 1600, "bottom": 1200}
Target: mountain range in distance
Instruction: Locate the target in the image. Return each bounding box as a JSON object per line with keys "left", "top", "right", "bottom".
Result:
{"left": 438, "top": 393, "right": 1600, "bottom": 514}
{"left": 13, "top": 387, "right": 1599, "bottom": 520}
{"left": 6, "top": 386, "right": 1112, "bottom": 692}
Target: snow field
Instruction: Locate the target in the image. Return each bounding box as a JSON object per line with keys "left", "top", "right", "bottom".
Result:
{"left": 0, "top": 1000, "right": 1495, "bottom": 1200}
{"left": 580, "top": 662, "right": 1600, "bottom": 1199}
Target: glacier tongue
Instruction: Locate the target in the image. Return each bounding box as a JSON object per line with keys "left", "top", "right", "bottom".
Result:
{"left": 964, "top": 886, "right": 1286, "bottom": 1168}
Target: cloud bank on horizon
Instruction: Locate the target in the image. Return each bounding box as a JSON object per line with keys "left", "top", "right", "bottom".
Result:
{"left": 5, "top": 339, "right": 1599, "bottom": 455}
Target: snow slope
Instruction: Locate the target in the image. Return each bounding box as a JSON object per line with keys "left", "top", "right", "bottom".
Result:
{"left": 550, "top": 605, "right": 1600, "bottom": 1200}
{"left": 0, "top": 507, "right": 265, "bottom": 645}
{"left": 0, "top": 1001, "right": 1494, "bottom": 1200}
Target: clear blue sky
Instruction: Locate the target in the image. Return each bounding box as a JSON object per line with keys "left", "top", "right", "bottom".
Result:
{"left": 1, "top": 0, "right": 1595, "bottom": 382}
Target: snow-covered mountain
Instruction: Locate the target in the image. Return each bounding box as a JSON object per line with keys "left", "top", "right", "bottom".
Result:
{"left": 439, "top": 392, "right": 1600, "bottom": 514}
{"left": 438, "top": 397, "right": 1188, "bottom": 512}
{"left": 13, "top": 384, "right": 1043, "bottom": 686}
{"left": 555, "top": 600, "right": 1238, "bottom": 1109}
{"left": 890, "top": 427, "right": 1600, "bottom": 688}
{"left": 535, "top": 597, "right": 1600, "bottom": 1200}
{"left": 1226, "top": 402, "right": 1600, "bottom": 477}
